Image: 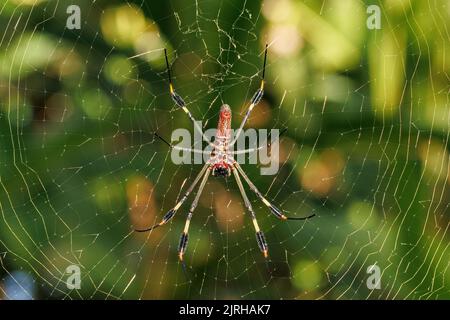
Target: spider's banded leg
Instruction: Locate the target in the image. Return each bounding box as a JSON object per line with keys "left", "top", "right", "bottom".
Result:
{"left": 230, "top": 44, "right": 268, "bottom": 147}
{"left": 134, "top": 163, "right": 210, "bottom": 232}
{"left": 164, "top": 49, "right": 215, "bottom": 149}
{"left": 234, "top": 163, "right": 315, "bottom": 221}
{"left": 231, "top": 128, "right": 287, "bottom": 155}
{"left": 178, "top": 167, "right": 211, "bottom": 261}
{"left": 171, "top": 146, "right": 213, "bottom": 155}
{"left": 153, "top": 131, "right": 212, "bottom": 155}
{"left": 231, "top": 143, "right": 268, "bottom": 155}
{"left": 232, "top": 168, "right": 269, "bottom": 258}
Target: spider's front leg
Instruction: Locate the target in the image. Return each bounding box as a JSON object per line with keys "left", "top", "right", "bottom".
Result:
{"left": 230, "top": 44, "right": 268, "bottom": 147}
{"left": 232, "top": 166, "right": 269, "bottom": 258}
{"left": 164, "top": 49, "right": 215, "bottom": 149}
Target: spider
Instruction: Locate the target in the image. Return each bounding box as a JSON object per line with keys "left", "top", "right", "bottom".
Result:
{"left": 135, "top": 45, "right": 314, "bottom": 262}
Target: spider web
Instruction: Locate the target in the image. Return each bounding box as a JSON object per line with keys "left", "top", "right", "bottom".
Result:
{"left": 0, "top": 0, "right": 449, "bottom": 300}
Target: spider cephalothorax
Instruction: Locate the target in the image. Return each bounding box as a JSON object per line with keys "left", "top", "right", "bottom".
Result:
{"left": 212, "top": 164, "right": 231, "bottom": 177}
{"left": 135, "top": 45, "right": 315, "bottom": 264}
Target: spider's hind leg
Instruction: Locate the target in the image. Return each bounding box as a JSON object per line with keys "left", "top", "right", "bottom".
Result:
{"left": 232, "top": 166, "right": 269, "bottom": 258}
{"left": 234, "top": 163, "right": 315, "bottom": 221}
{"left": 177, "top": 166, "right": 211, "bottom": 262}
{"left": 134, "top": 163, "right": 210, "bottom": 233}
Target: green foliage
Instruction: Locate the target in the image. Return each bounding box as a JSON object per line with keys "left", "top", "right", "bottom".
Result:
{"left": 0, "top": 0, "right": 448, "bottom": 299}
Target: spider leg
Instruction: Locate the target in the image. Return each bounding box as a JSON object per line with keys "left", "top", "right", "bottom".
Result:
{"left": 178, "top": 166, "right": 211, "bottom": 262}
{"left": 231, "top": 145, "right": 267, "bottom": 155}
{"left": 231, "top": 128, "right": 287, "bottom": 155}
{"left": 134, "top": 163, "right": 210, "bottom": 232}
{"left": 234, "top": 163, "right": 315, "bottom": 221}
{"left": 230, "top": 44, "right": 268, "bottom": 147}
{"left": 171, "top": 146, "right": 210, "bottom": 154}
{"left": 164, "top": 49, "right": 215, "bottom": 149}
{"left": 232, "top": 167, "right": 269, "bottom": 258}
{"left": 153, "top": 131, "right": 212, "bottom": 155}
